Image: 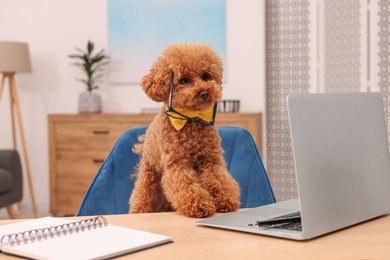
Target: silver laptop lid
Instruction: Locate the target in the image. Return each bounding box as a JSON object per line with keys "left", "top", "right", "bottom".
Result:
{"left": 288, "top": 92, "right": 390, "bottom": 239}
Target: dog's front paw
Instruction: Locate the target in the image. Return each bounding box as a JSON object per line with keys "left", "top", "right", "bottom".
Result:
{"left": 215, "top": 196, "right": 240, "bottom": 213}
{"left": 178, "top": 200, "right": 216, "bottom": 218}
{"left": 212, "top": 188, "right": 240, "bottom": 213}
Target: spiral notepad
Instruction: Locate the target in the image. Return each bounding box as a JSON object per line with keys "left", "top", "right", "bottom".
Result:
{"left": 1, "top": 216, "right": 107, "bottom": 247}
{"left": 0, "top": 216, "right": 171, "bottom": 260}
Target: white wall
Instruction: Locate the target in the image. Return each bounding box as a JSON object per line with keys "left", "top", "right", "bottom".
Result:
{"left": 0, "top": 0, "right": 265, "bottom": 214}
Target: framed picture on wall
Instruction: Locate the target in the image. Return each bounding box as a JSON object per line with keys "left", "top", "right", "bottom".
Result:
{"left": 107, "top": 0, "right": 226, "bottom": 85}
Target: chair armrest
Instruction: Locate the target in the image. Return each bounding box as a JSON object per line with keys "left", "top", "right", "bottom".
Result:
{"left": 0, "top": 149, "right": 23, "bottom": 187}
{"left": 0, "top": 149, "right": 23, "bottom": 205}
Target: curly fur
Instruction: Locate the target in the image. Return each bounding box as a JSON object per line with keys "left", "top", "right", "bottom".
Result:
{"left": 129, "top": 43, "right": 240, "bottom": 218}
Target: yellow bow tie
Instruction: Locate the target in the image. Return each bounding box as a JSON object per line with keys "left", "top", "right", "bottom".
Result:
{"left": 166, "top": 104, "right": 215, "bottom": 131}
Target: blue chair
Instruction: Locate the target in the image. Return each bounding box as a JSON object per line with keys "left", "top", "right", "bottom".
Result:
{"left": 76, "top": 126, "right": 276, "bottom": 216}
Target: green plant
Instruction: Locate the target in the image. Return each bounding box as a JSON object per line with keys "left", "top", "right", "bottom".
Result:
{"left": 69, "top": 40, "right": 108, "bottom": 92}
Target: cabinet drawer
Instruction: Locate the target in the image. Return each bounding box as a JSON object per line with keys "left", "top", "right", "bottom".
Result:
{"left": 51, "top": 175, "right": 94, "bottom": 215}
{"left": 55, "top": 122, "right": 133, "bottom": 150}
{"left": 51, "top": 150, "right": 111, "bottom": 215}
{"left": 54, "top": 185, "right": 89, "bottom": 214}
{"left": 55, "top": 150, "right": 110, "bottom": 179}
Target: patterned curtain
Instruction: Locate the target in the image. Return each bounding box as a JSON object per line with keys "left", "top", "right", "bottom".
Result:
{"left": 265, "top": 0, "right": 310, "bottom": 201}
{"left": 323, "top": 0, "right": 360, "bottom": 93}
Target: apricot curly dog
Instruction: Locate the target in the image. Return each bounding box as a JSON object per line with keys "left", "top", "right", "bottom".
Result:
{"left": 129, "top": 43, "right": 240, "bottom": 218}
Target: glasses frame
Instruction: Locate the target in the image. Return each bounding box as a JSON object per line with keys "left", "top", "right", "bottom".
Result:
{"left": 165, "top": 71, "right": 217, "bottom": 126}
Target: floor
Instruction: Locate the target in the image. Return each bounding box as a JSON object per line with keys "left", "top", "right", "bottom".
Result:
{"left": 0, "top": 203, "right": 51, "bottom": 220}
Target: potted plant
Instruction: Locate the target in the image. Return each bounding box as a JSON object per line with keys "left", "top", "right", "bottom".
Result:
{"left": 69, "top": 40, "right": 108, "bottom": 113}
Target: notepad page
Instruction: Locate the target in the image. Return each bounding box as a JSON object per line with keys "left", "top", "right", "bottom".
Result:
{"left": 1, "top": 223, "right": 171, "bottom": 260}
{"left": 3, "top": 224, "right": 171, "bottom": 260}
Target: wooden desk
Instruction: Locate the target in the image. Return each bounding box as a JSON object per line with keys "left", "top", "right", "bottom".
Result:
{"left": 1, "top": 212, "right": 390, "bottom": 259}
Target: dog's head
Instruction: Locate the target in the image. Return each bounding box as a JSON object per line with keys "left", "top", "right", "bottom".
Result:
{"left": 141, "top": 43, "right": 223, "bottom": 111}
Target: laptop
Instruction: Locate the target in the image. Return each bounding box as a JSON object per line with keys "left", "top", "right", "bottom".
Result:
{"left": 197, "top": 92, "right": 390, "bottom": 240}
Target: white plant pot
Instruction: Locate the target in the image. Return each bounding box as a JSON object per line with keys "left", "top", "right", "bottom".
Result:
{"left": 78, "top": 92, "right": 102, "bottom": 113}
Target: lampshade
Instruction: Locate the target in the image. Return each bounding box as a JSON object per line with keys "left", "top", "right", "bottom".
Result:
{"left": 0, "top": 42, "right": 32, "bottom": 73}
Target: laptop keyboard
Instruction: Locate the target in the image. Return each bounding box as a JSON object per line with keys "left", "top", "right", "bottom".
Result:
{"left": 248, "top": 212, "right": 302, "bottom": 231}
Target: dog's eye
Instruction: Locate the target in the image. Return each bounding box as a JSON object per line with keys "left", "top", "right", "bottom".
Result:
{"left": 179, "top": 77, "right": 191, "bottom": 85}
{"left": 201, "top": 72, "right": 212, "bottom": 81}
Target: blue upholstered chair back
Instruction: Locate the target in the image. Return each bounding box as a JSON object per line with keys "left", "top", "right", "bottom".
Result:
{"left": 76, "top": 126, "right": 275, "bottom": 216}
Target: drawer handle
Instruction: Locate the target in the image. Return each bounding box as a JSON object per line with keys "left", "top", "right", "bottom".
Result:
{"left": 93, "top": 130, "right": 110, "bottom": 135}
{"left": 93, "top": 159, "right": 105, "bottom": 164}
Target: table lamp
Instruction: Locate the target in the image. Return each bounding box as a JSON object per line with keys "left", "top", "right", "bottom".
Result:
{"left": 0, "top": 42, "right": 38, "bottom": 218}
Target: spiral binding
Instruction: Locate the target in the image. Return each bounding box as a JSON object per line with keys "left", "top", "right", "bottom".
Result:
{"left": 0, "top": 216, "right": 107, "bottom": 247}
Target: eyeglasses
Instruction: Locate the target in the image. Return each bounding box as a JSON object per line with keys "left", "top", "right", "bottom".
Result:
{"left": 165, "top": 71, "right": 217, "bottom": 126}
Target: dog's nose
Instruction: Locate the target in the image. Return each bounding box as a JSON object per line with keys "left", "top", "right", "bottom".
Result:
{"left": 199, "top": 91, "right": 209, "bottom": 100}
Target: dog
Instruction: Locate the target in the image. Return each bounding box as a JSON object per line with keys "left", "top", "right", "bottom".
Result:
{"left": 129, "top": 43, "right": 240, "bottom": 218}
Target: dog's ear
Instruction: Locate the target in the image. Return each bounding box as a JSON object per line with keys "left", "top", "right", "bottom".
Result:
{"left": 141, "top": 60, "right": 170, "bottom": 103}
